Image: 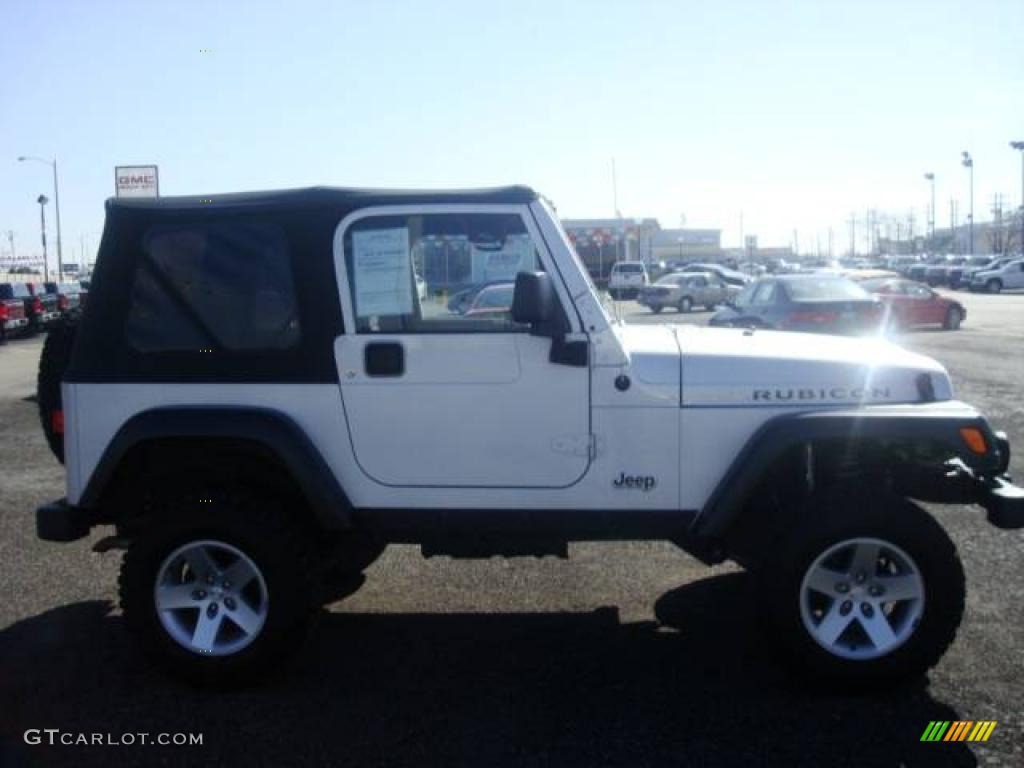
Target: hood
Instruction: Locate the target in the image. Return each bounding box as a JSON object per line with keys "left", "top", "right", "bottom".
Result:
{"left": 614, "top": 324, "right": 951, "bottom": 408}
{"left": 673, "top": 326, "right": 951, "bottom": 407}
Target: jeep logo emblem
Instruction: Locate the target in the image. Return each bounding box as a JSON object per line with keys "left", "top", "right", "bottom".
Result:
{"left": 613, "top": 473, "right": 657, "bottom": 492}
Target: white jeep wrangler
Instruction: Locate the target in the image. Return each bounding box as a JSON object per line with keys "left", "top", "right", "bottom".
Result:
{"left": 35, "top": 186, "right": 1023, "bottom": 686}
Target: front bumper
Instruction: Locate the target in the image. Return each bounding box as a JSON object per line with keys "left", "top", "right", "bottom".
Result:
{"left": 977, "top": 475, "right": 1024, "bottom": 529}
{"left": 36, "top": 498, "right": 96, "bottom": 542}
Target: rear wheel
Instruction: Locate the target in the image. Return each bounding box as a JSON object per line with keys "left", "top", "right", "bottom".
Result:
{"left": 986, "top": 279, "right": 1002, "bottom": 294}
{"left": 678, "top": 296, "right": 693, "bottom": 313}
{"left": 943, "top": 307, "right": 962, "bottom": 330}
{"left": 760, "top": 488, "right": 964, "bottom": 689}
{"left": 120, "top": 488, "right": 318, "bottom": 685}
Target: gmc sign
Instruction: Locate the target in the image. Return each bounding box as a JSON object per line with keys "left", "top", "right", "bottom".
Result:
{"left": 115, "top": 165, "right": 159, "bottom": 198}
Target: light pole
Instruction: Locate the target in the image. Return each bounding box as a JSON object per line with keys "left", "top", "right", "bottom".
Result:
{"left": 961, "top": 151, "right": 974, "bottom": 254}
{"left": 37, "top": 194, "right": 50, "bottom": 283}
{"left": 1011, "top": 141, "right": 1024, "bottom": 255}
{"left": 923, "top": 172, "right": 935, "bottom": 246}
{"left": 18, "top": 155, "right": 63, "bottom": 276}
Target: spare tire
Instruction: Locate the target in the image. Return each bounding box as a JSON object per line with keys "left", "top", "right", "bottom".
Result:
{"left": 37, "top": 321, "right": 78, "bottom": 464}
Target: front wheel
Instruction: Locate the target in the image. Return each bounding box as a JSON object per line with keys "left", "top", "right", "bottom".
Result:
{"left": 760, "top": 488, "right": 964, "bottom": 689}
{"left": 943, "top": 307, "right": 962, "bottom": 330}
{"left": 120, "top": 489, "right": 318, "bottom": 685}
{"left": 678, "top": 296, "right": 693, "bottom": 313}
{"left": 986, "top": 279, "right": 1002, "bottom": 294}
{"left": 650, "top": 305, "right": 663, "bottom": 314}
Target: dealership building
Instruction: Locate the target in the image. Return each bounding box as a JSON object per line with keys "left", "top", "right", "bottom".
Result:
{"left": 561, "top": 218, "right": 723, "bottom": 282}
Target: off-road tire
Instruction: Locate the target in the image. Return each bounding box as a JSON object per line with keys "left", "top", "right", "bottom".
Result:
{"left": 37, "top": 321, "right": 78, "bottom": 464}
{"left": 760, "top": 487, "right": 964, "bottom": 689}
{"left": 120, "top": 487, "right": 319, "bottom": 686}
{"left": 319, "top": 533, "right": 387, "bottom": 604}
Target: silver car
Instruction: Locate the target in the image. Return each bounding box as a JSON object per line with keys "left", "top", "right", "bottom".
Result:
{"left": 637, "top": 271, "right": 729, "bottom": 314}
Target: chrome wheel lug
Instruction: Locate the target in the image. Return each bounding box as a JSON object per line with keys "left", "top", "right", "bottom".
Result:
{"left": 207, "top": 602, "right": 219, "bottom": 618}
{"left": 840, "top": 600, "right": 853, "bottom": 616}
{"left": 224, "top": 597, "right": 236, "bottom": 611}
{"left": 835, "top": 582, "right": 850, "bottom": 594}
{"left": 861, "top": 602, "right": 874, "bottom": 617}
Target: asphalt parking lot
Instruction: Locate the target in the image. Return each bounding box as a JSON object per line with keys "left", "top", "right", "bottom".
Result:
{"left": 1, "top": 289, "right": 1022, "bottom": 768}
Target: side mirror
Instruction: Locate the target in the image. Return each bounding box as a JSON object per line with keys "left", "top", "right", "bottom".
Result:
{"left": 512, "top": 271, "right": 555, "bottom": 326}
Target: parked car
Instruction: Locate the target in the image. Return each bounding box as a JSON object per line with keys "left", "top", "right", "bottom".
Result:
{"left": 26, "top": 282, "right": 61, "bottom": 330}
{"left": 463, "top": 282, "right": 515, "bottom": 317}
{"left": 952, "top": 256, "right": 1010, "bottom": 289}
{"left": 859, "top": 278, "right": 966, "bottom": 330}
{"left": 970, "top": 258, "right": 1024, "bottom": 293}
{"left": 447, "top": 280, "right": 512, "bottom": 314}
{"left": 637, "top": 271, "right": 728, "bottom": 314}
{"left": 44, "top": 281, "right": 84, "bottom": 318}
{"left": 0, "top": 283, "right": 31, "bottom": 343}
{"left": 1, "top": 281, "right": 43, "bottom": 334}
{"left": 608, "top": 260, "right": 649, "bottom": 299}
{"left": 924, "top": 256, "right": 966, "bottom": 287}
{"left": 680, "top": 262, "right": 750, "bottom": 288}
{"left": 78, "top": 279, "right": 91, "bottom": 310}
{"left": 709, "top": 274, "right": 884, "bottom": 334}
{"left": 907, "top": 255, "right": 945, "bottom": 283}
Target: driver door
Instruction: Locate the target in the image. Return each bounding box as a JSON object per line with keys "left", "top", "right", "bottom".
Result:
{"left": 332, "top": 207, "right": 591, "bottom": 489}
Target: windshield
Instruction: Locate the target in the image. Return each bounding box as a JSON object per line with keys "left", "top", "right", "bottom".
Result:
{"left": 785, "top": 278, "right": 870, "bottom": 301}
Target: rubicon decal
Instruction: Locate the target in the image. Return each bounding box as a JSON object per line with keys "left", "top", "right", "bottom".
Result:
{"left": 752, "top": 386, "right": 892, "bottom": 402}
{"left": 613, "top": 473, "right": 656, "bottom": 491}
{"left": 920, "top": 721, "right": 997, "bottom": 742}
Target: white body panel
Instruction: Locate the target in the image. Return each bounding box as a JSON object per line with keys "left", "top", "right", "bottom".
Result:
{"left": 973, "top": 259, "right": 1024, "bottom": 289}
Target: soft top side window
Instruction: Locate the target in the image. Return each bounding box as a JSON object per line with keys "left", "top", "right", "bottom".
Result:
{"left": 125, "top": 219, "right": 300, "bottom": 353}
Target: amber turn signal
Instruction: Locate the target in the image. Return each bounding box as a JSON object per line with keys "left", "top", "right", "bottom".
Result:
{"left": 959, "top": 427, "right": 987, "bottom": 454}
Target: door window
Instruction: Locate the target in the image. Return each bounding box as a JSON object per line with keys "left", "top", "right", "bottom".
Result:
{"left": 343, "top": 213, "right": 546, "bottom": 333}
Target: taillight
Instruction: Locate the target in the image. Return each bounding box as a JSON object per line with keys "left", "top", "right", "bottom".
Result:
{"left": 786, "top": 310, "right": 838, "bottom": 325}
{"left": 58, "top": 294, "right": 69, "bottom": 311}
{"left": 32, "top": 297, "right": 43, "bottom": 314}
{"left": 52, "top": 410, "right": 64, "bottom": 435}
{"left": 0, "top": 303, "right": 8, "bottom": 322}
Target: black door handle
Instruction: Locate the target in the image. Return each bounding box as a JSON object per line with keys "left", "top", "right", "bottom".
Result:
{"left": 364, "top": 342, "right": 405, "bottom": 377}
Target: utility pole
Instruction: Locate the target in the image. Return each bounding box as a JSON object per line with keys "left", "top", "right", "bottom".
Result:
{"left": 1011, "top": 141, "right": 1024, "bottom": 256}
{"left": 6, "top": 231, "right": 14, "bottom": 264}
{"left": 848, "top": 214, "right": 856, "bottom": 257}
{"left": 611, "top": 158, "right": 621, "bottom": 218}
{"left": 961, "top": 151, "right": 974, "bottom": 254}
{"left": 827, "top": 226, "right": 833, "bottom": 259}
{"left": 37, "top": 194, "right": 50, "bottom": 283}
{"left": 950, "top": 199, "right": 959, "bottom": 254}
{"left": 924, "top": 172, "right": 936, "bottom": 245}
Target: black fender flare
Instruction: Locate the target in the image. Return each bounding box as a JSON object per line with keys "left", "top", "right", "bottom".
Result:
{"left": 79, "top": 406, "right": 354, "bottom": 529}
{"left": 691, "top": 403, "right": 1005, "bottom": 542}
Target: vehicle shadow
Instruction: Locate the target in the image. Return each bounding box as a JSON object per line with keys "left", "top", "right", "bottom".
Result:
{"left": 0, "top": 573, "right": 974, "bottom": 768}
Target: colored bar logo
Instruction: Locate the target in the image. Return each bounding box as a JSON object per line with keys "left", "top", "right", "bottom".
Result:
{"left": 921, "top": 721, "right": 997, "bottom": 742}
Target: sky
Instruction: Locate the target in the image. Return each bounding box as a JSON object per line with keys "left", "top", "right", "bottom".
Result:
{"left": 1, "top": 0, "right": 1023, "bottom": 269}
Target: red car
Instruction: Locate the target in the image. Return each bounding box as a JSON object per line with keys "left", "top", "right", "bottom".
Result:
{"left": 860, "top": 277, "right": 965, "bottom": 330}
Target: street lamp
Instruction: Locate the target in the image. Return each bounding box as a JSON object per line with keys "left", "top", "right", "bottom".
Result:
{"left": 18, "top": 155, "right": 63, "bottom": 276}
{"left": 961, "top": 151, "right": 974, "bottom": 254}
{"left": 923, "top": 172, "right": 935, "bottom": 245}
{"left": 1011, "top": 141, "right": 1024, "bottom": 256}
{"left": 37, "top": 194, "right": 50, "bottom": 283}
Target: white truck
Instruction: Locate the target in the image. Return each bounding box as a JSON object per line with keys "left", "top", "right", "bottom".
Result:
{"left": 34, "top": 186, "right": 1022, "bottom": 687}
{"left": 970, "top": 257, "right": 1024, "bottom": 293}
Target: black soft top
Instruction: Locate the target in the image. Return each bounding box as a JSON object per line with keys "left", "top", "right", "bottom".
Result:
{"left": 105, "top": 185, "right": 538, "bottom": 212}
